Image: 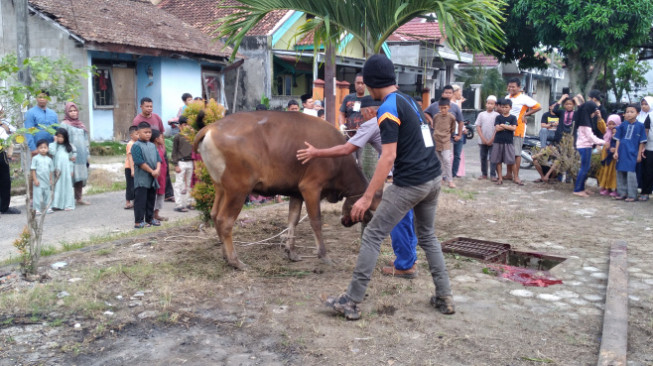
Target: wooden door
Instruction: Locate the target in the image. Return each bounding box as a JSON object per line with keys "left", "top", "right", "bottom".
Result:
{"left": 112, "top": 67, "right": 136, "bottom": 140}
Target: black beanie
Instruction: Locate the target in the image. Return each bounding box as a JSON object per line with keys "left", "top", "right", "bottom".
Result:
{"left": 363, "top": 54, "right": 396, "bottom": 88}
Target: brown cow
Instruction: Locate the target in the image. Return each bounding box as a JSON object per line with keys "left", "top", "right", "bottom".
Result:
{"left": 194, "top": 111, "right": 378, "bottom": 269}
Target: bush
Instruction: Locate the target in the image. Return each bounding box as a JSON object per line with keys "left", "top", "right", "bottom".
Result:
{"left": 180, "top": 99, "right": 226, "bottom": 222}
{"left": 90, "top": 141, "right": 124, "bottom": 156}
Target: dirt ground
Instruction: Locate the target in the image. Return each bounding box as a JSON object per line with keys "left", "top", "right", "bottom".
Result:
{"left": 0, "top": 177, "right": 652, "bottom": 366}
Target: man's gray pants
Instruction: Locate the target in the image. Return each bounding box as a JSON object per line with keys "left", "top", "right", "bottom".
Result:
{"left": 346, "top": 175, "right": 452, "bottom": 303}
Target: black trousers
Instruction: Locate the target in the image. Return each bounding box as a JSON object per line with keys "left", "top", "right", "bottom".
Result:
{"left": 125, "top": 168, "right": 135, "bottom": 201}
{"left": 0, "top": 152, "right": 10, "bottom": 213}
{"left": 641, "top": 150, "right": 653, "bottom": 195}
{"left": 134, "top": 186, "right": 156, "bottom": 224}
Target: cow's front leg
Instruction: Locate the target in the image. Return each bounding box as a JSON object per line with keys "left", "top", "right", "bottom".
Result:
{"left": 285, "top": 197, "right": 303, "bottom": 261}
{"left": 301, "top": 189, "right": 330, "bottom": 263}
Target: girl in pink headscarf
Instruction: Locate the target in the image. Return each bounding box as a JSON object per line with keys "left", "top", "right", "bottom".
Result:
{"left": 597, "top": 114, "right": 622, "bottom": 196}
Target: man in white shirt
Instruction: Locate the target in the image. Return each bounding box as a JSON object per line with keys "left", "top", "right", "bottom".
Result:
{"left": 505, "top": 77, "right": 541, "bottom": 185}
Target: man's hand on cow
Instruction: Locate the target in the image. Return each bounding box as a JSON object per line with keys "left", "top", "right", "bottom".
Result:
{"left": 297, "top": 141, "right": 317, "bottom": 164}
{"left": 351, "top": 195, "right": 372, "bottom": 222}
{"left": 175, "top": 165, "right": 181, "bottom": 173}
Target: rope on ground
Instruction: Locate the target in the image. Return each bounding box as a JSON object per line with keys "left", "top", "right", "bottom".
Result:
{"left": 235, "top": 214, "right": 309, "bottom": 246}
{"left": 163, "top": 235, "right": 210, "bottom": 242}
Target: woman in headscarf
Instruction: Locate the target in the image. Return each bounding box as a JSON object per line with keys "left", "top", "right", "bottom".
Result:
{"left": 638, "top": 96, "right": 653, "bottom": 201}
{"left": 573, "top": 98, "right": 605, "bottom": 197}
{"left": 60, "top": 102, "right": 90, "bottom": 205}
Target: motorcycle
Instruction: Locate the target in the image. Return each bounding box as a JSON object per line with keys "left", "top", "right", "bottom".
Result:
{"left": 520, "top": 135, "right": 540, "bottom": 170}
{"left": 463, "top": 120, "right": 475, "bottom": 140}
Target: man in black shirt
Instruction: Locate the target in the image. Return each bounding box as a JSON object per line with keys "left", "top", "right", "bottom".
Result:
{"left": 325, "top": 54, "right": 454, "bottom": 320}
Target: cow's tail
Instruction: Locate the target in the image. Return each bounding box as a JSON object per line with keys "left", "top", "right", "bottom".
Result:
{"left": 192, "top": 110, "right": 209, "bottom": 153}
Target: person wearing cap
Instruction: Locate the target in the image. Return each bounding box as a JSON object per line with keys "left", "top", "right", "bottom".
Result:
{"left": 301, "top": 94, "right": 318, "bottom": 117}
{"left": 297, "top": 96, "right": 419, "bottom": 279}
{"left": 24, "top": 91, "right": 58, "bottom": 156}
{"left": 314, "top": 100, "right": 324, "bottom": 111}
{"left": 325, "top": 54, "right": 454, "bottom": 320}
{"left": 475, "top": 95, "right": 499, "bottom": 180}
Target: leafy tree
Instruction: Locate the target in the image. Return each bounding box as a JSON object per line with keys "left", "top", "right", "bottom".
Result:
{"left": 599, "top": 52, "right": 651, "bottom": 104}
{"left": 0, "top": 54, "right": 89, "bottom": 276}
{"left": 495, "top": 0, "right": 653, "bottom": 97}
{"left": 214, "top": 0, "right": 507, "bottom": 123}
{"left": 458, "top": 66, "right": 506, "bottom": 102}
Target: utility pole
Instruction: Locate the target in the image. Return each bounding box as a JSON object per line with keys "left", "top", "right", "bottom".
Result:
{"left": 16, "top": 0, "right": 31, "bottom": 84}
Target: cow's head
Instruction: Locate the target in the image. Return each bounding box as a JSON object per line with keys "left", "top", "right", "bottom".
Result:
{"left": 340, "top": 189, "right": 383, "bottom": 227}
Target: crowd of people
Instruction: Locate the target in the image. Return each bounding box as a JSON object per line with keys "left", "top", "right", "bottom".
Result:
{"left": 0, "top": 92, "right": 91, "bottom": 216}
{"left": 476, "top": 88, "right": 653, "bottom": 202}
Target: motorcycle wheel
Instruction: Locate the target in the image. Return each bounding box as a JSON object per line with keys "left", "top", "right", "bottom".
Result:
{"left": 466, "top": 129, "right": 474, "bottom": 140}
{"left": 520, "top": 148, "right": 534, "bottom": 169}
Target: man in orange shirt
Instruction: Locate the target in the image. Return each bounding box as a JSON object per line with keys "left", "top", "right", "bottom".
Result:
{"left": 504, "top": 78, "right": 541, "bottom": 185}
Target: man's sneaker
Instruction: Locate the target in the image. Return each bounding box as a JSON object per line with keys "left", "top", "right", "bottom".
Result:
{"left": 149, "top": 219, "right": 161, "bottom": 226}
{"left": 430, "top": 295, "right": 455, "bottom": 315}
{"left": 381, "top": 264, "right": 417, "bottom": 279}
{"left": 325, "top": 294, "right": 361, "bottom": 320}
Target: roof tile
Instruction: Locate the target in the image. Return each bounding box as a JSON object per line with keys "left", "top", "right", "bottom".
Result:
{"left": 158, "top": 0, "right": 288, "bottom": 36}
{"left": 29, "top": 0, "right": 236, "bottom": 59}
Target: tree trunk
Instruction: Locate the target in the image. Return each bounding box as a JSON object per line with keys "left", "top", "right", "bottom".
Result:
{"left": 566, "top": 51, "right": 605, "bottom": 98}
{"left": 324, "top": 44, "right": 336, "bottom": 126}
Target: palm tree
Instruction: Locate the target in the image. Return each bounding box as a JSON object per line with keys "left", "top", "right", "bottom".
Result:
{"left": 214, "top": 0, "right": 506, "bottom": 122}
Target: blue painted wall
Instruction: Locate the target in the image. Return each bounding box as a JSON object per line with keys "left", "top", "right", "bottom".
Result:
{"left": 160, "top": 58, "right": 203, "bottom": 123}
{"left": 136, "top": 57, "right": 163, "bottom": 118}
{"left": 87, "top": 51, "right": 213, "bottom": 139}
{"left": 92, "top": 109, "right": 115, "bottom": 140}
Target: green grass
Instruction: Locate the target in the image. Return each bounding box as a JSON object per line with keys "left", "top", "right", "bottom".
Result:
{"left": 86, "top": 181, "right": 126, "bottom": 195}
{"left": 442, "top": 187, "right": 477, "bottom": 200}
{"left": 90, "top": 141, "right": 125, "bottom": 156}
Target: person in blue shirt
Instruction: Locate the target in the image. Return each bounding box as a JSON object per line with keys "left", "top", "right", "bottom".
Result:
{"left": 613, "top": 104, "right": 647, "bottom": 201}
{"left": 24, "top": 91, "right": 58, "bottom": 155}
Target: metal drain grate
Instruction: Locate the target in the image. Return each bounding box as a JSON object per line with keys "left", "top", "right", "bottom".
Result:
{"left": 441, "top": 237, "right": 511, "bottom": 262}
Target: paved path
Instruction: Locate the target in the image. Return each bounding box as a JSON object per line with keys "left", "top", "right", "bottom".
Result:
{"left": 0, "top": 142, "right": 542, "bottom": 261}
{"left": 0, "top": 190, "right": 198, "bottom": 261}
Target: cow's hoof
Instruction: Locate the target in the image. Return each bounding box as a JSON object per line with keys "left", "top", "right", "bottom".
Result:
{"left": 319, "top": 257, "right": 334, "bottom": 265}
{"left": 286, "top": 250, "right": 302, "bottom": 262}
{"left": 228, "top": 260, "right": 248, "bottom": 270}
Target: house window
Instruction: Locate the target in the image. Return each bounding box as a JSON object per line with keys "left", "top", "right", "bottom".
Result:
{"left": 92, "top": 67, "right": 115, "bottom": 108}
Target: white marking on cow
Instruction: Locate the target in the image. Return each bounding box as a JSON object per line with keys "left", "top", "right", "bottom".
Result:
{"left": 198, "top": 129, "right": 226, "bottom": 185}
{"left": 258, "top": 117, "right": 268, "bottom": 125}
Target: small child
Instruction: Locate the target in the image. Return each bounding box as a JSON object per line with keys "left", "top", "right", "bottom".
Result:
{"left": 597, "top": 115, "right": 621, "bottom": 196}
{"left": 475, "top": 95, "right": 499, "bottom": 181}
{"left": 613, "top": 104, "right": 647, "bottom": 201}
{"left": 171, "top": 116, "right": 193, "bottom": 212}
{"left": 432, "top": 98, "right": 457, "bottom": 188}
{"left": 490, "top": 99, "right": 517, "bottom": 185}
{"left": 31, "top": 139, "right": 54, "bottom": 215}
{"left": 49, "top": 128, "right": 76, "bottom": 211}
{"left": 151, "top": 129, "right": 168, "bottom": 222}
{"left": 124, "top": 126, "right": 138, "bottom": 209}
{"left": 131, "top": 122, "right": 162, "bottom": 228}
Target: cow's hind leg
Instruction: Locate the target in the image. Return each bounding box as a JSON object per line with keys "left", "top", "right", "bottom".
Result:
{"left": 214, "top": 191, "right": 249, "bottom": 270}
{"left": 285, "top": 197, "right": 303, "bottom": 261}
